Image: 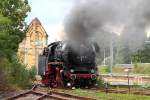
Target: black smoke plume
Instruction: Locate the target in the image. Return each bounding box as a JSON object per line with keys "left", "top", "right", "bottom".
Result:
{"left": 64, "top": 0, "right": 150, "bottom": 51}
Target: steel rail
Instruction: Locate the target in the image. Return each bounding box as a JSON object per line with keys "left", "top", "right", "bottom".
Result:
{"left": 4, "top": 84, "right": 95, "bottom": 100}
{"left": 4, "top": 90, "right": 67, "bottom": 100}
{"left": 51, "top": 91, "right": 95, "bottom": 100}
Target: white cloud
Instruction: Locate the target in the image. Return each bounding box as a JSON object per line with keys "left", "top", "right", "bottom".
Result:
{"left": 44, "top": 23, "right": 65, "bottom": 43}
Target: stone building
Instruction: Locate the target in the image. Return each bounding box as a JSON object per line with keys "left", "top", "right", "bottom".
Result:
{"left": 18, "top": 18, "right": 48, "bottom": 68}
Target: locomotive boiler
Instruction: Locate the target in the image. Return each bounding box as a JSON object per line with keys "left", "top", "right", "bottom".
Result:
{"left": 38, "top": 40, "right": 99, "bottom": 88}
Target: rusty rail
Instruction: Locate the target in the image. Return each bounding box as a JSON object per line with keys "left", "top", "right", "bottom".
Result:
{"left": 33, "top": 84, "right": 95, "bottom": 100}
{"left": 51, "top": 91, "right": 95, "bottom": 100}
{"left": 4, "top": 90, "right": 65, "bottom": 100}
{"left": 4, "top": 84, "right": 95, "bottom": 100}
{"left": 101, "top": 89, "right": 150, "bottom": 96}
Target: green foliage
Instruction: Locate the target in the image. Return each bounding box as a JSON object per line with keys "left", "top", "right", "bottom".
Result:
{"left": 115, "top": 46, "right": 132, "bottom": 64}
{"left": 0, "top": 57, "right": 36, "bottom": 90}
{"left": 9, "top": 60, "right": 34, "bottom": 89}
{"left": 0, "top": 58, "right": 11, "bottom": 90}
{"left": 99, "top": 65, "right": 110, "bottom": 74}
{"left": 96, "top": 78, "right": 106, "bottom": 88}
{"left": 0, "top": 0, "right": 31, "bottom": 90}
{"left": 132, "top": 42, "right": 150, "bottom": 63}
{"left": 28, "top": 66, "right": 37, "bottom": 81}
{"left": 0, "top": 0, "right": 30, "bottom": 61}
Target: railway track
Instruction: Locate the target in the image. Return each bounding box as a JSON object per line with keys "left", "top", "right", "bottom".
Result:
{"left": 4, "top": 90, "right": 66, "bottom": 100}
{"left": 4, "top": 84, "right": 95, "bottom": 100}
{"left": 4, "top": 84, "right": 150, "bottom": 100}
{"left": 100, "top": 89, "right": 150, "bottom": 96}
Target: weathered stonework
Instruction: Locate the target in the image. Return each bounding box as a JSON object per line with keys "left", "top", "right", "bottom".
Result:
{"left": 18, "top": 18, "right": 48, "bottom": 68}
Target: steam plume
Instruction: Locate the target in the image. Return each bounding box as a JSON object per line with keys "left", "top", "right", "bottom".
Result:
{"left": 64, "top": 0, "right": 150, "bottom": 50}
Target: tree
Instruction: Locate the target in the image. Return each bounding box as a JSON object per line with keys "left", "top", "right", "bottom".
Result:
{"left": 0, "top": 15, "right": 10, "bottom": 57}
{"left": 132, "top": 39, "right": 150, "bottom": 63}
{"left": 0, "top": 0, "right": 30, "bottom": 61}
{"left": 0, "top": 0, "right": 31, "bottom": 90}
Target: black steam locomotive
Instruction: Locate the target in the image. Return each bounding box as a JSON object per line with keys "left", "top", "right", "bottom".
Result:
{"left": 38, "top": 40, "right": 99, "bottom": 88}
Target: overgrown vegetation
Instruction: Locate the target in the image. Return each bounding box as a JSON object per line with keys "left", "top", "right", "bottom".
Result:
{"left": 96, "top": 77, "right": 105, "bottom": 87}
{"left": 0, "top": 58, "right": 10, "bottom": 90}
{"left": 98, "top": 63, "right": 150, "bottom": 75}
{"left": 0, "top": 58, "right": 36, "bottom": 90}
{"left": 9, "top": 60, "right": 36, "bottom": 89}
{"left": 63, "top": 89, "right": 150, "bottom": 100}
{"left": 132, "top": 42, "right": 150, "bottom": 63}
{"left": 98, "top": 65, "right": 110, "bottom": 74}
{"left": 133, "top": 63, "right": 150, "bottom": 75}
{"left": 0, "top": 0, "right": 33, "bottom": 90}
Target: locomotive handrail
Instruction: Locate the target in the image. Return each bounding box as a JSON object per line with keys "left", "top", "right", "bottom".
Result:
{"left": 48, "top": 62, "right": 64, "bottom": 65}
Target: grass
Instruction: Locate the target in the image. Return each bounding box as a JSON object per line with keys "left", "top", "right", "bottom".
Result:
{"left": 63, "top": 89, "right": 150, "bottom": 100}
{"left": 98, "top": 65, "right": 110, "bottom": 74}
{"left": 98, "top": 63, "right": 150, "bottom": 75}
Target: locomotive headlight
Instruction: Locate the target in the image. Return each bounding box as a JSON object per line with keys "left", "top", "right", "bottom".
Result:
{"left": 67, "top": 83, "right": 71, "bottom": 87}
{"left": 70, "top": 69, "right": 74, "bottom": 73}
{"left": 91, "top": 69, "right": 95, "bottom": 73}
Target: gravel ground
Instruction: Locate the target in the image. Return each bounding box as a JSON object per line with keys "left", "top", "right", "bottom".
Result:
{"left": 15, "top": 93, "right": 41, "bottom": 100}
{"left": 0, "top": 90, "right": 25, "bottom": 100}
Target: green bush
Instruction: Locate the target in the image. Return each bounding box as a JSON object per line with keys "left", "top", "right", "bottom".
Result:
{"left": 28, "top": 66, "right": 36, "bottom": 81}
{"left": 8, "top": 60, "right": 36, "bottom": 89}
{"left": 0, "top": 58, "right": 11, "bottom": 90}
{"left": 0, "top": 57, "right": 36, "bottom": 90}
{"left": 96, "top": 79, "right": 106, "bottom": 88}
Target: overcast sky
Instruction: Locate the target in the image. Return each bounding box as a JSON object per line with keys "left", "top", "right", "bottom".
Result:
{"left": 26, "top": 0, "right": 74, "bottom": 43}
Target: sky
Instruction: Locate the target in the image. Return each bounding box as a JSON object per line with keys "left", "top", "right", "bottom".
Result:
{"left": 26, "top": 0, "right": 74, "bottom": 43}
{"left": 25, "top": 0, "right": 150, "bottom": 43}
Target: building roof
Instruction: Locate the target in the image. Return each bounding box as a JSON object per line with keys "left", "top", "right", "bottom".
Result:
{"left": 27, "top": 17, "right": 48, "bottom": 37}
{"left": 29, "top": 17, "right": 41, "bottom": 26}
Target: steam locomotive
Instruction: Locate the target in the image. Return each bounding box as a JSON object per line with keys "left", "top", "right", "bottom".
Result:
{"left": 38, "top": 40, "right": 99, "bottom": 88}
